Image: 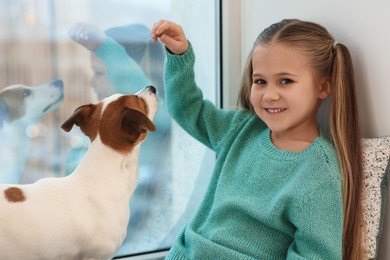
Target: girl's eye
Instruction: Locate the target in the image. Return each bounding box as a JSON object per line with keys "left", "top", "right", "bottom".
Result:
{"left": 253, "top": 79, "right": 266, "bottom": 85}
{"left": 280, "top": 78, "right": 294, "bottom": 85}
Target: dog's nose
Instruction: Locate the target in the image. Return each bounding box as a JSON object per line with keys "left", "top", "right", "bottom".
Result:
{"left": 145, "top": 85, "right": 156, "bottom": 94}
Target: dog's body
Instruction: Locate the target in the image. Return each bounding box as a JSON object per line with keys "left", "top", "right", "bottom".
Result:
{"left": 0, "top": 86, "right": 158, "bottom": 259}
{"left": 0, "top": 80, "right": 64, "bottom": 184}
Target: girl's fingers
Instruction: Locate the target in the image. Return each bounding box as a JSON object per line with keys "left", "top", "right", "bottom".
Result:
{"left": 151, "top": 20, "right": 189, "bottom": 54}
{"left": 151, "top": 20, "right": 168, "bottom": 41}
{"left": 154, "top": 21, "right": 172, "bottom": 38}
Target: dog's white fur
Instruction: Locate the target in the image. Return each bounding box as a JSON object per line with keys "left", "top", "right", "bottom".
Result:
{"left": 0, "top": 80, "right": 64, "bottom": 184}
{"left": 0, "top": 86, "right": 158, "bottom": 260}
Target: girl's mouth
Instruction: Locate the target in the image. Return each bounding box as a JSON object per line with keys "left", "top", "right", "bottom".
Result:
{"left": 265, "top": 108, "right": 286, "bottom": 114}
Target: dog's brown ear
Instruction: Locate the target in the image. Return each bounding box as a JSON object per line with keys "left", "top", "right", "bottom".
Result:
{"left": 61, "top": 104, "right": 96, "bottom": 133}
{"left": 98, "top": 107, "right": 156, "bottom": 153}
{"left": 122, "top": 108, "right": 156, "bottom": 137}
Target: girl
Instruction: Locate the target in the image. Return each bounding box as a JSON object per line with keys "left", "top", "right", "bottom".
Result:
{"left": 152, "top": 19, "right": 363, "bottom": 259}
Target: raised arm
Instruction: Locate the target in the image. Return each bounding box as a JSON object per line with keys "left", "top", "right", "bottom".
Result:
{"left": 151, "top": 20, "right": 249, "bottom": 151}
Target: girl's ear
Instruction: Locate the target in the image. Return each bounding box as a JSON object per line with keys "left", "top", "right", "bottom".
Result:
{"left": 318, "top": 77, "right": 331, "bottom": 100}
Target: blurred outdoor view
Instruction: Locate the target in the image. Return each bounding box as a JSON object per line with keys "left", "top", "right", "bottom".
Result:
{"left": 0, "top": 0, "right": 217, "bottom": 257}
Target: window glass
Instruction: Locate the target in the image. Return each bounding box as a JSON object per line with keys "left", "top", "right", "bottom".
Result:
{"left": 0, "top": 0, "right": 217, "bottom": 257}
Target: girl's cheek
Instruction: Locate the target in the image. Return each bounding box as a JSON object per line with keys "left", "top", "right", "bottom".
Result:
{"left": 250, "top": 89, "right": 262, "bottom": 105}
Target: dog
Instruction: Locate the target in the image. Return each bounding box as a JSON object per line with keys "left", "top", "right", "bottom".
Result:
{"left": 0, "top": 86, "right": 158, "bottom": 259}
{"left": 0, "top": 80, "right": 64, "bottom": 184}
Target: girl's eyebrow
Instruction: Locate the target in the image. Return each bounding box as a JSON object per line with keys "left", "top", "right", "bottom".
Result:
{"left": 252, "top": 72, "right": 299, "bottom": 77}
{"left": 277, "top": 72, "right": 299, "bottom": 77}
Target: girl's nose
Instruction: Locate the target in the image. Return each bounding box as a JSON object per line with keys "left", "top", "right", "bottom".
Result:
{"left": 263, "top": 88, "right": 280, "bottom": 101}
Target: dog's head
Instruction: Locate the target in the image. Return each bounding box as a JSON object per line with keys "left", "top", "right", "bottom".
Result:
{"left": 61, "top": 86, "right": 158, "bottom": 154}
{"left": 0, "top": 80, "right": 64, "bottom": 127}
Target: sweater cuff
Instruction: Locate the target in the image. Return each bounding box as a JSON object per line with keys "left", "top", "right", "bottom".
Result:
{"left": 165, "top": 41, "right": 195, "bottom": 71}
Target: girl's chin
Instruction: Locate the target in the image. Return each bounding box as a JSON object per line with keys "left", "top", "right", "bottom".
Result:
{"left": 261, "top": 121, "right": 285, "bottom": 133}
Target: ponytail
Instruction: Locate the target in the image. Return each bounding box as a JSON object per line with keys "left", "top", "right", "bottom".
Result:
{"left": 330, "top": 44, "right": 364, "bottom": 259}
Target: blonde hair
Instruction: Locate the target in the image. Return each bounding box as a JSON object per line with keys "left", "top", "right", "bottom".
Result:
{"left": 238, "top": 19, "right": 364, "bottom": 259}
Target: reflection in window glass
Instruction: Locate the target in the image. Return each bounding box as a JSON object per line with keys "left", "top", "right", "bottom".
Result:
{"left": 0, "top": 0, "right": 217, "bottom": 257}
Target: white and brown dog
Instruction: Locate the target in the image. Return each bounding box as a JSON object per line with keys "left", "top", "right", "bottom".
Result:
{"left": 0, "top": 86, "right": 158, "bottom": 260}
{"left": 0, "top": 80, "right": 64, "bottom": 184}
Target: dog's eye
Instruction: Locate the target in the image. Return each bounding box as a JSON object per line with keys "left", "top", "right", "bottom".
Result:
{"left": 23, "top": 89, "right": 31, "bottom": 97}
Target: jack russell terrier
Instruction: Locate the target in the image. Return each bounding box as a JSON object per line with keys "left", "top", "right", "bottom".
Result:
{"left": 0, "top": 86, "right": 158, "bottom": 260}
{"left": 0, "top": 80, "right": 64, "bottom": 184}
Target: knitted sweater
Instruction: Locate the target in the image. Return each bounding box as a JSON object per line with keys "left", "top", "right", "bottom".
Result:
{"left": 164, "top": 45, "right": 343, "bottom": 259}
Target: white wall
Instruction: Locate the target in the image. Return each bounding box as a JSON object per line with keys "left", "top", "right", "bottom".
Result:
{"left": 222, "top": 0, "right": 390, "bottom": 258}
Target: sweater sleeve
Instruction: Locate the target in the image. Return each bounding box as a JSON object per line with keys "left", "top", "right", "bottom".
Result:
{"left": 287, "top": 177, "right": 343, "bottom": 259}
{"left": 164, "top": 43, "right": 247, "bottom": 151}
{"left": 95, "top": 37, "right": 152, "bottom": 94}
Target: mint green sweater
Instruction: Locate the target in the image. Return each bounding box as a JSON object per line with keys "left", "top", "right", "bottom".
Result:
{"left": 164, "top": 45, "right": 343, "bottom": 259}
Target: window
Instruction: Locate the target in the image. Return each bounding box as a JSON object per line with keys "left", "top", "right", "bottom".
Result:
{"left": 0, "top": 0, "right": 219, "bottom": 258}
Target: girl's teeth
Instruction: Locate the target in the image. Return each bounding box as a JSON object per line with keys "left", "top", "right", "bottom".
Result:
{"left": 268, "top": 108, "right": 284, "bottom": 113}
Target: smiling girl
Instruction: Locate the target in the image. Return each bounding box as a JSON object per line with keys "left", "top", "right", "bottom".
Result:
{"left": 152, "top": 19, "right": 363, "bottom": 259}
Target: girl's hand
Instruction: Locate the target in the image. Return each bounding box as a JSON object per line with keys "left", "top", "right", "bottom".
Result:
{"left": 151, "top": 20, "right": 189, "bottom": 55}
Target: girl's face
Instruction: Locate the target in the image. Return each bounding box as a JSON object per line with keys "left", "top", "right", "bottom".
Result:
{"left": 90, "top": 53, "right": 116, "bottom": 100}
{"left": 250, "top": 43, "right": 330, "bottom": 141}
